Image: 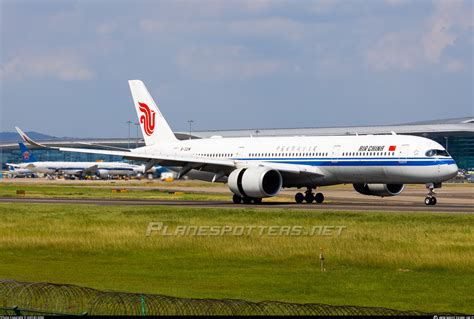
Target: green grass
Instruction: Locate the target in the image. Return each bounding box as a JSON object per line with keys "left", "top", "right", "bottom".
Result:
{"left": 0, "top": 203, "right": 472, "bottom": 313}
{"left": 0, "top": 183, "right": 230, "bottom": 201}
{"left": 0, "top": 182, "right": 296, "bottom": 202}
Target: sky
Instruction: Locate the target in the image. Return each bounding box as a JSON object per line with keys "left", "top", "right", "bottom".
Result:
{"left": 1, "top": 0, "right": 473, "bottom": 138}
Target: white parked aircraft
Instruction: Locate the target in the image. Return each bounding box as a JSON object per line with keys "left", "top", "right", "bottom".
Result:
{"left": 16, "top": 80, "right": 458, "bottom": 205}
{"left": 11, "top": 143, "right": 154, "bottom": 179}
{"left": 5, "top": 164, "right": 36, "bottom": 178}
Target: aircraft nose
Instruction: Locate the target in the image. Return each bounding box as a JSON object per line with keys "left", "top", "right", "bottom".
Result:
{"left": 445, "top": 161, "right": 459, "bottom": 179}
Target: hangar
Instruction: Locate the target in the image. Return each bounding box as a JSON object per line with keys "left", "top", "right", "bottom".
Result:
{"left": 1, "top": 117, "right": 473, "bottom": 170}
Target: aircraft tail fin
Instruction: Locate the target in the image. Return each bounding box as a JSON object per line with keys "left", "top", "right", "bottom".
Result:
{"left": 128, "top": 80, "right": 178, "bottom": 146}
{"left": 19, "top": 142, "right": 38, "bottom": 163}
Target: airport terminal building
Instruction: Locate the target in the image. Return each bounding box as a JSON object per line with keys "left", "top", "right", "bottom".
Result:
{"left": 1, "top": 117, "right": 473, "bottom": 171}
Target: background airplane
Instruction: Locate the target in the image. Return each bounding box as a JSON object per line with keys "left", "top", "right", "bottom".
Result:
{"left": 5, "top": 164, "right": 37, "bottom": 178}
{"left": 16, "top": 80, "right": 458, "bottom": 205}
{"left": 11, "top": 142, "right": 156, "bottom": 179}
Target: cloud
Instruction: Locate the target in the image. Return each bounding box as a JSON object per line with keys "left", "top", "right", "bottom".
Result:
{"left": 0, "top": 51, "right": 95, "bottom": 82}
{"left": 445, "top": 59, "right": 465, "bottom": 72}
{"left": 383, "top": 0, "right": 409, "bottom": 6}
{"left": 366, "top": 31, "right": 422, "bottom": 71}
{"left": 228, "top": 17, "right": 305, "bottom": 41}
{"left": 97, "top": 22, "right": 118, "bottom": 37}
{"left": 366, "top": 0, "right": 472, "bottom": 71}
{"left": 175, "top": 45, "right": 288, "bottom": 79}
{"left": 422, "top": 0, "right": 472, "bottom": 63}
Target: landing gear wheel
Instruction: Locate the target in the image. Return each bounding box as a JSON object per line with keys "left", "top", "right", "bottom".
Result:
{"left": 425, "top": 197, "right": 437, "bottom": 206}
{"left": 424, "top": 183, "right": 438, "bottom": 206}
{"left": 233, "top": 194, "right": 242, "bottom": 204}
{"left": 242, "top": 197, "right": 252, "bottom": 204}
{"left": 295, "top": 193, "right": 304, "bottom": 204}
{"left": 315, "top": 193, "right": 324, "bottom": 204}
{"left": 305, "top": 193, "right": 315, "bottom": 204}
{"left": 253, "top": 198, "right": 262, "bottom": 204}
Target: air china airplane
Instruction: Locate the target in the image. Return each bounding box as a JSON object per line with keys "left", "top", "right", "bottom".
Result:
{"left": 16, "top": 80, "right": 458, "bottom": 205}
{"left": 11, "top": 142, "right": 153, "bottom": 179}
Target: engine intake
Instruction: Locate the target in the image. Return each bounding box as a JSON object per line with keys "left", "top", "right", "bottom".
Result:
{"left": 228, "top": 167, "right": 282, "bottom": 198}
{"left": 353, "top": 183, "right": 404, "bottom": 197}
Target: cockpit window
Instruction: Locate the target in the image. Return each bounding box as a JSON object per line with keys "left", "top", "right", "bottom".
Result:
{"left": 425, "top": 149, "right": 449, "bottom": 157}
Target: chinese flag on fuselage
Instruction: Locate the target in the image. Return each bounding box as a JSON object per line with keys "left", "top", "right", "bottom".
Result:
{"left": 389, "top": 145, "right": 397, "bottom": 151}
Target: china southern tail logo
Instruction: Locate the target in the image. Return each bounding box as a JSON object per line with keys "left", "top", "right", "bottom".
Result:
{"left": 23, "top": 151, "right": 30, "bottom": 160}
{"left": 138, "top": 102, "right": 156, "bottom": 136}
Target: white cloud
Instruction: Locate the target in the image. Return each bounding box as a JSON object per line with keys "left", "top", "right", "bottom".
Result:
{"left": 311, "top": 0, "right": 342, "bottom": 14}
{"left": 366, "top": 0, "right": 472, "bottom": 71}
{"left": 140, "top": 16, "right": 307, "bottom": 42}
{"left": 366, "top": 31, "right": 422, "bottom": 71}
{"left": 175, "top": 45, "right": 288, "bottom": 79}
{"left": 228, "top": 17, "right": 305, "bottom": 41}
{"left": 422, "top": 0, "right": 472, "bottom": 63}
{"left": 445, "top": 59, "right": 465, "bottom": 72}
{"left": 97, "top": 22, "right": 118, "bottom": 37}
{"left": 0, "top": 52, "right": 95, "bottom": 82}
{"left": 383, "top": 0, "right": 409, "bottom": 6}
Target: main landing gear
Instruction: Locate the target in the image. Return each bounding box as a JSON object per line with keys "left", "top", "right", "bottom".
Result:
{"left": 295, "top": 188, "right": 324, "bottom": 204}
{"left": 232, "top": 194, "right": 262, "bottom": 205}
{"left": 424, "top": 183, "right": 437, "bottom": 206}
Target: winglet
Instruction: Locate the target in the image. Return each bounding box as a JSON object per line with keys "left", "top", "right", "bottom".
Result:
{"left": 15, "top": 127, "right": 49, "bottom": 148}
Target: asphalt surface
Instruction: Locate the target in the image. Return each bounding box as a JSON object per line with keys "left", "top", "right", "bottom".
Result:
{"left": 1, "top": 196, "right": 472, "bottom": 213}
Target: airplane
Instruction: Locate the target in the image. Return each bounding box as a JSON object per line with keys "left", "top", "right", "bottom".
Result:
{"left": 16, "top": 80, "right": 458, "bottom": 205}
{"left": 11, "top": 142, "right": 155, "bottom": 179}
{"left": 5, "top": 164, "right": 37, "bottom": 178}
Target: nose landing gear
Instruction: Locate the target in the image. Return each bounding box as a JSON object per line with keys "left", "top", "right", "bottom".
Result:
{"left": 425, "top": 183, "right": 437, "bottom": 206}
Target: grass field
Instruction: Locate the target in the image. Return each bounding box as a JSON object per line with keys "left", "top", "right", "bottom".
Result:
{"left": 0, "top": 182, "right": 230, "bottom": 201}
{"left": 0, "top": 202, "right": 472, "bottom": 313}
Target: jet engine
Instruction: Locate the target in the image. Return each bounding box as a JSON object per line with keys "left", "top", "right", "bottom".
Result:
{"left": 96, "top": 169, "right": 109, "bottom": 179}
{"left": 353, "top": 183, "right": 404, "bottom": 197}
{"left": 228, "top": 167, "right": 282, "bottom": 198}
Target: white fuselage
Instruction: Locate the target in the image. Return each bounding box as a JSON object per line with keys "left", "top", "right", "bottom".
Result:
{"left": 134, "top": 134, "right": 458, "bottom": 187}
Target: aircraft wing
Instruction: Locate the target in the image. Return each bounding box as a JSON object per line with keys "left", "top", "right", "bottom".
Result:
{"left": 16, "top": 127, "right": 324, "bottom": 177}
{"left": 76, "top": 142, "right": 131, "bottom": 152}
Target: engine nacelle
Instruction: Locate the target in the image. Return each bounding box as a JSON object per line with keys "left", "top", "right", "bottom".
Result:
{"left": 228, "top": 167, "right": 282, "bottom": 198}
{"left": 353, "top": 183, "right": 404, "bottom": 197}
{"left": 96, "top": 169, "right": 109, "bottom": 179}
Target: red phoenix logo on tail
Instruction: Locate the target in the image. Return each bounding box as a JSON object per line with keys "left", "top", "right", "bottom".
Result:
{"left": 23, "top": 151, "right": 30, "bottom": 160}
{"left": 138, "top": 102, "right": 156, "bottom": 136}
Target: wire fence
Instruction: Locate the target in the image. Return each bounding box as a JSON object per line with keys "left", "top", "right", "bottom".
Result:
{"left": 0, "top": 279, "right": 459, "bottom": 316}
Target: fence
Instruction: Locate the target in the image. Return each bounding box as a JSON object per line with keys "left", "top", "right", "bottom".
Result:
{"left": 0, "top": 279, "right": 454, "bottom": 316}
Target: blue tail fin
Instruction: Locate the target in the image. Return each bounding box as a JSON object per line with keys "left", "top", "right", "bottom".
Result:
{"left": 19, "top": 143, "right": 38, "bottom": 163}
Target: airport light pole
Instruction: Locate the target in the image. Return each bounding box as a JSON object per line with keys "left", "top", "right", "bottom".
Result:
{"left": 135, "top": 122, "right": 140, "bottom": 148}
{"left": 445, "top": 136, "right": 449, "bottom": 152}
{"left": 126, "top": 120, "right": 132, "bottom": 149}
{"left": 188, "top": 120, "right": 194, "bottom": 140}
